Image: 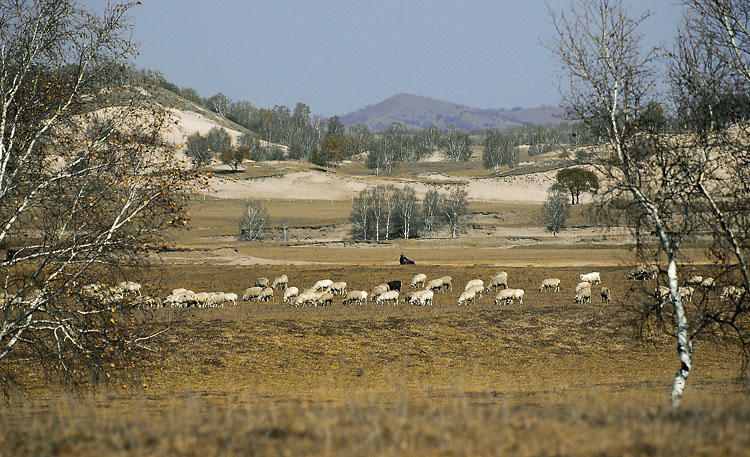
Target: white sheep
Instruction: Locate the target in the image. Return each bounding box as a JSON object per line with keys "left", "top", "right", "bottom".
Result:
{"left": 464, "top": 279, "right": 484, "bottom": 291}
{"left": 426, "top": 279, "right": 444, "bottom": 293}
{"left": 194, "top": 292, "right": 210, "bottom": 307}
{"left": 283, "top": 287, "right": 299, "bottom": 303}
{"left": 574, "top": 287, "right": 591, "bottom": 304}
{"left": 700, "top": 277, "right": 715, "bottom": 291}
{"left": 439, "top": 276, "right": 453, "bottom": 292}
{"left": 257, "top": 287, "right": 274, "bottom": 302}
{"left": 376, "top": 290, "right": 399, "bottom": 305}
{"left": 575, "top": 281, "right": 591, "bottom": 294}
{"left": 411, "top": 290, "right": 434, "bottom": 306}
{"left": 206, "top": 292, "right": 226, "bottom": 308}
{"left": 487, "top": 272, "right": 508, "bottom": 291}
{"left": 579, "top": 272, "right": 601, "bottom": 284}
{"left": 539, "top": 278, "right": 561, "bottom": 292}
{"left": 118, "top": 281, "right": 142, "bottom": 296}
{"left": 255, "top": 277, "right": 270, "bottom": 288}
{"left": 679, "top": 286, "right": 694, "bottom": 302}
{"left": 329, "top": 281, "right": 348, "bottom": 295}
{"left": 242, "top": 287, "right": 263, "bottom": 301}
{"left": 494, "top": 289, "right": 514, "bottom": 306}
{"left": 271, "top": 275, "right": 288, "bottom": 290}
{"left": 294, "top": 291, "right": 318, "bottom": 307}
{"left": 317, "top": 292, "right": 334, "bottom": 306}
{"left": 343, "top": 290, "right": 367, "bottom": 305}
{"left": 224, "top": 293, "right": 238, "bottom": 306}
{"left": 410, "top": 274, "right": 427, "bottom": 289}
{"left": 457, "top": 289, "right": 476, "bottom": 306}
{"left": 314, "top": 279, "right": 334, "bottom": 291}
{"left": 465, "top": 284, "right": 484, "bottom": 299}
{"left": 370, "top": 284, "right": 389, "bottom": 301}
{"left": 685, "top": 275, "right": 703, "bottom": 287}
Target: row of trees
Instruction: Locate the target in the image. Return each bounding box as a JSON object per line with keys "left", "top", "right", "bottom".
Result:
{"left": 350, "top": 186, "right": 468, "bottom": 241}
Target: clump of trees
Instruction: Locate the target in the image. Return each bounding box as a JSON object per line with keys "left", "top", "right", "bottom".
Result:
{"left": 482, "top": 129, "right": 519, "bottom": 173}
{"left": 542, "top": 185, "right": 571, "bottom": 236}
{"left": 350, "top": 186, "right": 468, "bottom": 240}
{"left": 239, "top": 200, "right": 269, "bottom": 241}
{"left": 555, "top": 167, "right": 599, "bottom": 205}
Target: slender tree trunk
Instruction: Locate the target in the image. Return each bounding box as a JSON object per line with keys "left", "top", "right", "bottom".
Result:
{"left": 667, "top": 257, "right": 692, "bottom": 408}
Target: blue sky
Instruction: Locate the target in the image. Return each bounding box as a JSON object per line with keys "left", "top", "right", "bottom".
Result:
{"left": 86, "top": 1, "right": 687, "bottom": 116}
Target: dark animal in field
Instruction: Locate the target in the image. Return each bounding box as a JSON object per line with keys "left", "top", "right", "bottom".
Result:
{"left": 400, "top": 254, "right": 415, "bottom": 265}
{"left": 386, "top": 280, "right": 402, "bottom": 292}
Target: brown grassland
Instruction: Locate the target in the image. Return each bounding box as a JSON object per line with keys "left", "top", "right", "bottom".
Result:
{"left": 1, "top": 162, "right": 749, "bottom": 456}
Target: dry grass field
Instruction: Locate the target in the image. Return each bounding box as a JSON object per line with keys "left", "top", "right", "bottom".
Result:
{"left": 2, "top": 263, "right": 749, "bottom": 456}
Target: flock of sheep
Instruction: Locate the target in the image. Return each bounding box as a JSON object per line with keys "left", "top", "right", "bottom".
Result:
{"left": 72, "top": 263, "right": 745, "bottom": 311}
{"left": 207, "top": 270, "right": 611, "bottom": 308}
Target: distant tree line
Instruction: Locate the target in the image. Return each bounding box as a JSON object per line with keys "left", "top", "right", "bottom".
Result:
{"left": 350, "top": 186, "right": 468, "bottom": 241}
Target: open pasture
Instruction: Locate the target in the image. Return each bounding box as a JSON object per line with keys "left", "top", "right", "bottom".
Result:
{"left": 2, "top": 263, "right": 749, "bottom": 456}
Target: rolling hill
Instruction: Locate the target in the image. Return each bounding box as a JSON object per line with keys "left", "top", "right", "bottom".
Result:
{"left": 339, "top": 93, "right": 566, "bottom": 131}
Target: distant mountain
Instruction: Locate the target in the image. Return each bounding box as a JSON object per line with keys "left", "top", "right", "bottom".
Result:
{"left": 339, "top": 93, "right": 566, "bottom": 131}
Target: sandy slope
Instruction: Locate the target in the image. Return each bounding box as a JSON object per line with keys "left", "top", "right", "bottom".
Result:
{"left": 207, "top": 167, "right": 580, "bottom": 203}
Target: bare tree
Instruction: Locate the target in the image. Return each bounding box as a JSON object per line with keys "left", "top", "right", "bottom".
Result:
{"left": 547, "top": 0, "right": 750, "bottom": 407}
{"left": 239, "top": 201, "right": 269, "bottom": 241}
{"left": 396, "top": 186, "right": 419, "bottom": 239}
{"left": 382, "top": 185, "right": 399, "bottom": 241}
{"left": 442, "top": 127, "right": 472, "bottom": 162}
{"left": 422, "top": 188, "right": 443, "bottom": 237}
{"left": 442, "top": 187, "right": 469, "bottom": 239}
{"left": 279, "top": 218, "right": 290, "bottom": 242}
{"left": 0, "top": 0, "right": 199, "bottom": 384}
{"left": 350, "top": 188, "right": 372, "bottom": 241}
{"left": 542, "top": 185, "right": 571, "bottom": 236}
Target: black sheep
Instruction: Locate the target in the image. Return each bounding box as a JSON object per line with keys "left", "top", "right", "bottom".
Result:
{"left": 386, "top": 280, "right": 402, "bottom": 292}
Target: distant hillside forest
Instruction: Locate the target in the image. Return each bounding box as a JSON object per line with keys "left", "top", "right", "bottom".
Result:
{"left": 127, "top": 67, "right": 711, "bottom": 174}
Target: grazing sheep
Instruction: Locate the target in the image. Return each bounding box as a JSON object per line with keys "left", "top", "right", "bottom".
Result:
{"left": 457, "top": 289, "right": 477, "bottom": 306}
{"left": 343, "top": 290, "right": 367, "bottom": 305}
{"left": 410, "top": 274, "right": 427, "bottom": 289}
{"left": 628, "top": 264, "right": 658, "bottom": 280}
{"left": 685, "top": 275, "right": 703, "bottom": 287}
{"left": 656, "top": 285, "right": 671, "bottom": 306}
{"left": 579, "top": 272, "right": 601, "bottom": 284}
{"left": 314, "top": 279, "right": 334, "bottom": 291}
{"left": 401, "top": 290, "right": 417, "bottom": 304}
{"left": 242, "top": 287, "right": 263, "bottom": 301}
{"left": 386, "top": 280, "right": 402, "bottom": 292}
{"left": 574, "top": 287, "right": 591, "bottom": 304}
{"left": 171, "top": 288, "right": 188, "bottom": 296}
{"left": 317, "top": 292, "right": 334, "bottom": 306}
{"left": 464, "top": 279, "right": 484, "bottom": 291}
{"left": 329, "top": 281, "right": 348, "bottom": 295}
{"left": 600, "top": 287, "right": 611, "bottom": 303}
{"left": 370, "top": 284, "right": 389, "bottom": 301}
{"left": 439, "top": 276, "right": 453, "bottom": 292}
{"left": 539, "top": 278, "right": 561, "bottom": 293}
{"left": 426, "top": 279, "right": 444, "bottom": 293}
{"left": 206, "top": 292, "right": 226, "bottom": 308}
{"left": 465, "top": 284, "right": 484, "bottom": 300}
{"left": 487, "top": 272, "right": 508, "bottom": 291}
{"left": 255, "top": 277, "right": 270, "bottom": 288}
{"left": 224, "top": 293, "right": 238, "bottom": 306}
{"left": 575, "top": 281, "right": 591, "bottom": 294}
{"left": 494, "top": 289, "right": 515, "bottom": 306}
{"left": 194, "top": 292, "right": 210, "bottom": 307}
{"left": 271, "top": 275, "right": 288, "bottom": 290}
{"left": 679, "top": 286, "right": 694, "bottom": 302}
{"left": 294, "top": 291, "right": 318, "bottom": 307}
{"left": 411, "top": 289, "right": 434, "bottom": 306}
{"left": 118, "top": 281, "right": 142, "bottom": 296}
{"left": 283, "top": 287, "right": 300, "bottom": 303}
{"left": 257, "top": 287, "right": 274, "bottom": 302}
{"left": 376, "top": 290, "right": 399, "bottom": 306}
{"left": 700, "top": 277, "right": 715, "bottom": 291}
